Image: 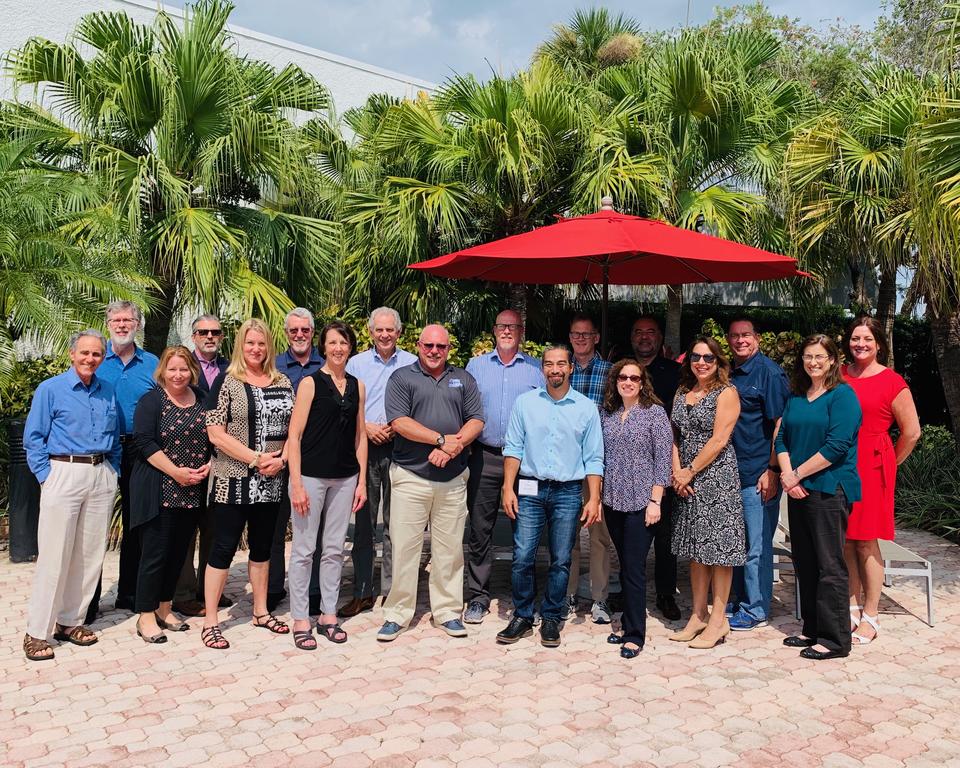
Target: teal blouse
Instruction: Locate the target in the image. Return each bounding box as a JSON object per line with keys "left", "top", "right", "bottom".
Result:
{"left": 774, "top": 383, "right": 862, "bottom": 502}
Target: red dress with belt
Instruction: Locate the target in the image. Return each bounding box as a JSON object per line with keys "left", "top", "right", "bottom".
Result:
{"left": 841, "top": 366, "right": 908, "bottom": 541}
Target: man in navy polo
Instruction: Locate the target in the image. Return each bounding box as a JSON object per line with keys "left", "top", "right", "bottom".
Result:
{"left": 726, "top": 317, "right": 790, "bottom": 631}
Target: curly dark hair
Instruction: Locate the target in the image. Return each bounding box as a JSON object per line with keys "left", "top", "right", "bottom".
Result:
{"left": 844, "top": 315, "right": 889, "bottom": 366}
{"left": 678, "top": 336, "right": 731, "bottom": 393}
{"left": 603, "top": 359, "right": 662, "bottom": 413}
{"left": 791, "top": 334, "right": 844, "bottom": 395}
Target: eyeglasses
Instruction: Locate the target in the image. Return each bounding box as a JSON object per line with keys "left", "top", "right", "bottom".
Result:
{"left": 493, "top": 323, "right": 523, "bottom": 332}
{"left": 286, "top": 326, "right": 313, "bottom": 336}
{"left": 420, "top": 342, "right": 449, "bottom": 351}
{"left": 617, "top": 374, "right": 642, "bottom": 383}
{"left": 108, "top": 317, "right": 136, "bottom": 326}
{"left": 569, "top": 331, "right": 597, "bottom": 340}
{"left": 802, "top": 354, "right": 831, "bottom": 363}
{"left": 689, "top": 353, "right": 717, "bottom": 363}
{"left": 194, "top": 329, "right": 223, "bottom": 337}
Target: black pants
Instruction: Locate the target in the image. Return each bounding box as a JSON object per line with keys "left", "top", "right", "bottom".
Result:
{"left": 605, "top": 505, "right": 653, "bottom": 646}
{"left": 267, "top": 495, "right": 322, "bottom": 598}
{"left": 173, "top": 503, "right": 214, "bottom": 602}
{"left": 209, "top": 502, "right": 280, "bottom": 569}
{"left": 650, "top": 492, "right": 677, "bottom": 597}
{"left": 135, "top": 506, "right": 201, "bottom": 612}
{"left": 788, "top": 488, "right": 852, "bottom": 653}
{"left": 465, "top": 443, "right": 505, "bottom": 609}
{"left": 86, "top": 444, "right": 137, "bottom": 622}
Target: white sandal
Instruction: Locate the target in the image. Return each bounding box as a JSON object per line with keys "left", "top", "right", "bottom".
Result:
{"left": 849, "top": 605, "right": 863, "bottom": 632}
{"left": 852, "top": 613, "right": 880, "bottom": 645}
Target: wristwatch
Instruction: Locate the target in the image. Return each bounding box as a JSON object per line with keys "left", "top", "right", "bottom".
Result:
{"left": 436, "top": 434, "right": 445, "bottom": 448}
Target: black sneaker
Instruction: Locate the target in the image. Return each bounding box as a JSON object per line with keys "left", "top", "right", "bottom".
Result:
{"left": 560, "top": 595, "right": 577, "bottom": 621}
{"left": 540, "top": 618, "right": 561, "bottom": 647}
{"left": 656, "top": 594, "right": 681, "bottom": 621}
{"left": 496, "top": 616, "right": 534, "bottom": 644}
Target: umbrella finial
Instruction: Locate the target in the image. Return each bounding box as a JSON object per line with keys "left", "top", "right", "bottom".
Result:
{"left": 600, "top": 196, "right": 615, "bottom": 211}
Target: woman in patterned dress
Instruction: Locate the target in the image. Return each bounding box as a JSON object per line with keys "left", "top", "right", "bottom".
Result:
{"left": 131, "top": 346, "right": 211, "bottom": 643}
{"left": 669, "top": 336, "right": 745, "bottom": 649}
{"left": 201, "top": 319, "right": 295, "bottom": 649}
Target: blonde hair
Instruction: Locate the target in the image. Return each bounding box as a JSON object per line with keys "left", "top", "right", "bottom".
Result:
{"left": 227, "top": 318, "right": 281, "bottom": 383}
{"left": 154, "top": 345, "right": 200, "bottom": 387}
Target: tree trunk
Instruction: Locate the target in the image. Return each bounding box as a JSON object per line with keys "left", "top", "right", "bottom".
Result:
{"left": 508, "top": 282, "right": 528, "bottom": 326}
{"left": 847, "top": 256, "right": 869, "bottom": 312}
{"left": 876, "top": 265, "right": 897, "bottom": 369}
{"left": 665, "top": 285, "right": 682, "bottom": 359}
{"left": 143, "top": 281, "right": 176, "bottom": 356}
{"left": 929, "top": 308, "right": 960, "bottom": 435}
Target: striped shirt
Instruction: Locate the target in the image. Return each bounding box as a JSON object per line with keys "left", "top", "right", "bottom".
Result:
{"left": 465, "top": 351, "right": 544, "bottom": 447}
{"left": 571, "top": 352, "right": 612, "bottom": 407}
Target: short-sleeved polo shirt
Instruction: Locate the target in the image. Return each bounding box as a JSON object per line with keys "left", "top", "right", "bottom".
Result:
{"left": 385, "top": 361, "right": 485, "bottom": 482}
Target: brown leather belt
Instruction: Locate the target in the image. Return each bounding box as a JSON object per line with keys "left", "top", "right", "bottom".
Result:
{"left": 50, "top": 454, "right": 106, "bottom": 465}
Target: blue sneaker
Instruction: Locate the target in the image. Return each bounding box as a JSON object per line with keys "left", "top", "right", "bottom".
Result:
{"left": 376, "top": 621, "right": 405, "bottom": 642}
{"left": 437, "top": 618, "right": 468, "bottom": 638}
{"left": 728, "top": 611, "right": 768, "bottom": 631}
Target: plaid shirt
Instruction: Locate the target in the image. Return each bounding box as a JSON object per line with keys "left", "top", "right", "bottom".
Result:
{"left": 571, "top": 352, "right": 612, "bottom": 407}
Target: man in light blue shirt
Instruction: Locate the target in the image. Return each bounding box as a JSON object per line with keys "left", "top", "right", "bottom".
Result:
{"left": 496, "top": 345, "right": 604, "bottom": 649}
{"left": 23, "top": 330, "right": 120, "bottom": 661}
{"left": 87, "top": 300, "right": 158, "bottom": 620}
{"left": 341, "top": 306, "right": 417, "bottom": 617}
{"left": 462, "top": 309, "right": 544, "bottom": 624}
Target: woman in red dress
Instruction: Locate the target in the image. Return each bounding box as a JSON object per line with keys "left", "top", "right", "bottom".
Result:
{"left": 841, "top": 316, "right": 920, "bottom": 645}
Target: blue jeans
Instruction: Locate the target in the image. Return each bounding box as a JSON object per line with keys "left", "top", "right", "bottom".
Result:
{"left": 511, "top": 479, "right": 582, "bottom": 621}
{"left": 733, "top": 487, "right": 782, "bottom": 621}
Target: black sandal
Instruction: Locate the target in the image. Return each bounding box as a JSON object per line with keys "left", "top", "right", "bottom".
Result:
{"left": 317, "top": 622, "right": 348, "bottom": 644}
{"left": 252, "top": 613, "right": 290, "bottom": 634}
{"left": 201, "top": 625, "right": 230, "bottom": 649}
{"left": 23, "top": 633, "right": 55, "bottom": 662}
{"left": 293, "top": 629, "right": 317, "bottom": 651}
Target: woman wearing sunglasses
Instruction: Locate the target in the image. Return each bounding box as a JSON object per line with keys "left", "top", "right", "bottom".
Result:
{"left": 669, "top": 336, "right": 745, "bottom": 649}
{"left": 775, "top": 335, "right": 861, "bottom": 660}
{"left": 599, "top": 360, "right": 673, "bottom": 657}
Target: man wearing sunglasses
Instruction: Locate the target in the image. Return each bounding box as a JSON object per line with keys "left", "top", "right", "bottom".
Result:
{"left": 629, "top": 315, "right": 682, "bottom": 622}
{"left": 462, "top": 310, "right": 544, "bottom": 625}
{"left": 171, "top": 314, "right": 231, "bottom": 617}
{"left": 377, "top": 324, "right": 485, "bottom": 641}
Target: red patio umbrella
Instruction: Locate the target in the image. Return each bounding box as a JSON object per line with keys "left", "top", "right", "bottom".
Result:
{"left": 410, "top": 207, "right": 808, "bottom": 346}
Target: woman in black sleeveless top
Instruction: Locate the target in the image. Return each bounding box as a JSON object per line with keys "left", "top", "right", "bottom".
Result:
{"left": 287, "top": 321, "right": 368, "bottom": 649}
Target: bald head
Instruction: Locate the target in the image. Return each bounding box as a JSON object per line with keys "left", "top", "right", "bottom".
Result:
{"left": 493, "top": 309, "right": 523, "bottom": 359}
{"left": 418, "top": 324, "right": 451, "bottom": 377}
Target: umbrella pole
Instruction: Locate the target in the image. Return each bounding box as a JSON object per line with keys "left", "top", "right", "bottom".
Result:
{"left": 601, "top": 262, "right": 610, "bottom": 357}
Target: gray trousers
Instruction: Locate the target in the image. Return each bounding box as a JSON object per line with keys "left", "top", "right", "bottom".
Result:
{"left": 289, "top": 474, "right": 357, "bottom": 619}
{"left": 350, "top": 442, "right": 394, "bottom": 598}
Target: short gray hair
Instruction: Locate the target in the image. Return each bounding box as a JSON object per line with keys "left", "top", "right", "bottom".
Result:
{"left": 368, "top": 306, "right": 402, "bottom": 333}
{"left": 191, "top": 313, "right": 221, "bottom": 332}
{"left": 70, "top": 329, "right": 107, "bottom": 352}
{"left": 542, "top": 343, "right": 573, "bottom": 363}
{"left": 285, "top": 307, "right": 315, "bottom": 330}
{"left": 105, "top": 300, "right": 143, "bottom": 327}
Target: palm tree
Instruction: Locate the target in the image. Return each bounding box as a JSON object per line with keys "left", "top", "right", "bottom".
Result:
{"left": 535, "top": 8, "right": 646, "bottom": 78}
{"left": 4, "top": 0, "right": 339, "bottom": 351}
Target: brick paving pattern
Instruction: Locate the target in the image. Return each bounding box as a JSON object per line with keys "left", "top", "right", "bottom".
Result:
{"left": 3, "top": 527, "right": 959, "bottom": 767}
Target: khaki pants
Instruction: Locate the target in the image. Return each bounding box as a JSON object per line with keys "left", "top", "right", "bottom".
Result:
{"left": 27, "top": 461, "right": 117, "bottom": 639}
{"left": 567, "top": 517, "right": 613, "bottom": 601}
{"left": 382, "top": 464, "right": 469, "bottom": 627}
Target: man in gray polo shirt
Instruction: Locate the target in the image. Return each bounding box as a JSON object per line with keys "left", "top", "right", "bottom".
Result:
{"left": 377, "top": 324, "right": 485, "bottom": 641}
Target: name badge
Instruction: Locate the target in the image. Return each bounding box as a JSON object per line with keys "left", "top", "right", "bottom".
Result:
{"left": 518, "top": 479, "right": 539, "bottom": 496}
{"left": 448, "top": 378, "right": 463, "bottom": 388}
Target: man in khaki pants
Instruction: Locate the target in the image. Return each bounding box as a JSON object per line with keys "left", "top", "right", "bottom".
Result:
{"left": 22, "top": 330, "right": 122, "bottom": 661}
{"left": 376, "top": 325, "right": 484, "bottom": 641}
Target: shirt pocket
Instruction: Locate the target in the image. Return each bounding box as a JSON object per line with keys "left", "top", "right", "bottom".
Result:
{"left": 100, "top": 401, "right": 119, "bottom": 438}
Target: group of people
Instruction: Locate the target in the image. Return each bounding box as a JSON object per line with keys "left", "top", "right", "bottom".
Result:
{"left": 20, "top": 301, "right": 920, "bottom": 664}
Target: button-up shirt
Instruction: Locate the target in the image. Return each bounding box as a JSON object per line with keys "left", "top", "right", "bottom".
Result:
{"left": 730, "top": 351, "right": 790, "bottom": 487}
{"left": 279, "top": 348, "right": 325, "bottom": 394}
{"left": 98, "top": 342, "right": 159, "bottom": 435}
{"left": 24, "top": 368, "right": 122, "bottom": 482}
{"left": 503, "top": 387, "right": 604, "bottom": 481}
{"left": 194, "top": 351, "right": 228, "bottom": 391}
{"left": 346, "top": 346, "right": 417, "bottom": 424}
{"left": 601, "top": 404, "right": 673, "bottom": 512}
{"left": 465, "top": 350, "right": 545, "bottom": 447}
{"left": 571, "top": 352, "right": 612, "bottom": 406}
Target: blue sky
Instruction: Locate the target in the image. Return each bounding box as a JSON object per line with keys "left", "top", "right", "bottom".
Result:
{"left": 201, "top": 1, "right": 886, "bottom": 84}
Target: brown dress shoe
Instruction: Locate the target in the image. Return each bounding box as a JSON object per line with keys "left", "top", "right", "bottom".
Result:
{"left": 338, "top": 596, "right": 375, "bottom": 618}
{"left": 172, "top": 599, "right": 206, "bottom": 617}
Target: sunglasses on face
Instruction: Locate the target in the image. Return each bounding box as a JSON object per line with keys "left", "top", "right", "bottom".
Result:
{"left": 617, "top": 374, "right": 642, "bottom": 383}
{"left": 689, "top": 353, "right": 717, "bottom": 363}
{"left": 194, "top": 329, "right": 223, "bottom": 337}
{"left": 420, "top": 342, "right": 449, "bottom": 351}
{"left": 286, "top": 327, "right": 312, "bottom": 336}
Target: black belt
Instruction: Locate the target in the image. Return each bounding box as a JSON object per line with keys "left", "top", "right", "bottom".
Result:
{"left": 477, "top": 442, "right": 503, "bottom": 454}
{"left": 518, "top": 476, "right": 581, "bottom": 486}
{"left": 50, "top": 454, "right": 106, "bottom": 465}
{"left": 119, "top": 434, "right": 135, "bottom": 446}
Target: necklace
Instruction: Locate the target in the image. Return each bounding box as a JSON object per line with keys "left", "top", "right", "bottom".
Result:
{"left": 324, "top": 367, "right": 347, "bottom": 395}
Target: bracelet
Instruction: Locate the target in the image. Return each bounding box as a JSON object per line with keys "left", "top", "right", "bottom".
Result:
{"left": 649, "top": 499, "right": 661, "bottom": 506}
{"left": 248, "top": 452, "right": 262, "bottom": 469}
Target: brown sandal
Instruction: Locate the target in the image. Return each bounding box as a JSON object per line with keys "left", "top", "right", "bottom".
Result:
{"left": 252, "top": 613, "right": 289, "bottom": 634}
{"left": 23, "top": 634, "right": 55, "bottom": 661}
{"left": 201, "top": 624, "right": 230, "bottom": 649}
{"left": 53, "top": 624, "right": 98, "bottom": 646}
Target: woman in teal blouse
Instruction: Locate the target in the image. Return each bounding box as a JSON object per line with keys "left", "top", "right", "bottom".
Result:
{"left": 775, "top": 334, "right": 861, "bottom": 660}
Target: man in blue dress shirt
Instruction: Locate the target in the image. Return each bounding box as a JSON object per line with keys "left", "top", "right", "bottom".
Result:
{"left": 86, "top": 301, "right": 158, "bottom": 621}
{"left": 341, "top": 307, "right": 417, "bottom": 617}
{"left": 23, "top": 330, "right": 121, "bottom": 661}
{"left": 497, "top": 344, "right": 604, "bottom": 649}
{"left": 462, "top": 309, "right": 544, "bottom": 624}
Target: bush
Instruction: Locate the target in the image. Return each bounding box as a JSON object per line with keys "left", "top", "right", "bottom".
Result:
{"left": 895, "top": 425, "right": 960, "bottom": 542}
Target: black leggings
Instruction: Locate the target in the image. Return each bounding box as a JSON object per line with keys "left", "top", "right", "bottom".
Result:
{"left": 208, "top": 502, "right": 281, "bottom": 569}
{"left": 135, "top": 506, "right": 201, "bottom": 613}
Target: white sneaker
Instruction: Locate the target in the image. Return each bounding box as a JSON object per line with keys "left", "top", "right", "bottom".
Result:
{"left": 591, "top": 600, "right": 612, "bottom": 624}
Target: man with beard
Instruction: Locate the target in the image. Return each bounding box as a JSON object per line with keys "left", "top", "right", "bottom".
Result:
{"left": 496, "top": 345, "right": 604, "bottom": 649}
{"left": 628, "top": 315, "right": 682, "bottom": 621}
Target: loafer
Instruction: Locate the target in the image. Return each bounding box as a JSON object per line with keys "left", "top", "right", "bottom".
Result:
{"left": 496, "top": 616, "right": 533, "bottom": 644}
{"left": 606, "top": 632, "right": 623, "bottom": 645}
{"left": 620, "top": 643, "right": 642, "bottom": 659}
{"left": 800, "top": 646, "right": 849, "bottom": 661}
{"left": 172, "top": 600, "right": 205, "bottom": 617}
{"left": 591, "top": 600, "right": 612, "bottom": 625}
{"left": 656, "top": 594, "right": 681, "bottom": 621}
{"left": 266, "top": 591, "right": 286, "bottom": 613}
{"left": 783, "top": 635, "right": 816, "bottom": 648}
{"left": 729, "top": 611, "right": 768, "bottom": 632}
{"left": 462, "top": 600, "right": 490, "bottom": 625}
{"left": 339, "top": 596, "right": 375, "bottom": 618}
{"left": 376, "top": 621, "right": 405, "bottom": 642}
{"left": 437, "top": 618, "right": 468, "bottom": 638}
{"left": 540, "top": 618, "right": 561, "bottom": 648}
